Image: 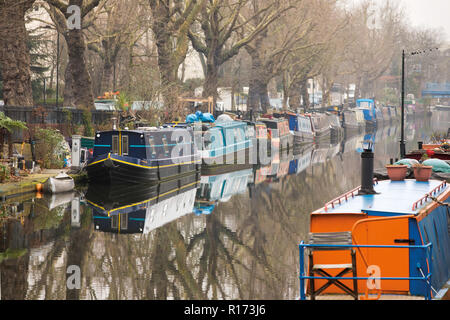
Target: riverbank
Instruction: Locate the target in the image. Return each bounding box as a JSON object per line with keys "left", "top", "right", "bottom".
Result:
{"left": 0, "top": 168, "right": 87, "bottom": 200}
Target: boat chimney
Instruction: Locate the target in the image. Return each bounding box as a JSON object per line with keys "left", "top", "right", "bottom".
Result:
{"left": 358, "top": 144, "right": 377, "bottom": 195}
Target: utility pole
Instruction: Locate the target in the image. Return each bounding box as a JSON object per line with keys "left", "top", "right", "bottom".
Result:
{"left": 400, "top": 50, "right": 405, "bottom": 158}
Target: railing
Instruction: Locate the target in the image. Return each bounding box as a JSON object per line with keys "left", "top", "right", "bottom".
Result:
{"left": 323, "top": 179, "right": 378, "bottom": 212}
{"left": 411, "top": 180, "right": 447, "bottom": 211}
{"left": 298, "top": 242, "right": 433, "bottom": 300}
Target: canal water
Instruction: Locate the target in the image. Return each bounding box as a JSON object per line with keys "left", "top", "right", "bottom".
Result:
{"left": 0, "top": 111, "right": 448, "bottom": 300}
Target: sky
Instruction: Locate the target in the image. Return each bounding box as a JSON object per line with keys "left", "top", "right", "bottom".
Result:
{"left": 398, "top": 0, "right": 450, "bottom": 42}
{"left": 348, "top": 0, "right": 450, "bottom": 43}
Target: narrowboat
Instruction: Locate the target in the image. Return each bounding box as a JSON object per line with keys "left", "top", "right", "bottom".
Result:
{"left": 87, "top": 173, "right": 200, "bottom": 234}
{"left": 342, "top": 109, "right": 362, "bottom": 134}
{"left": 194, "top": 167, "right": 252, "bottom": 215}
{"left": 86, "top": 126, "right": 201, "bottom": 184}
{"left": 326, "top": 112, "right": 344, "bottom": 142}
{"left": 306, "top": 113, "right": 331, "bottom": 142}
{"left": 406, "top": 139, "right": 450, "bottom": 161}
{"left": 299, "top": 149, "right": 450, "bottom": 300}
{"left": 273, "top": 111, "right": 314, "bottom": 146}
{"left": 259, "top": 117, "right": 294, "bottom": 153}
{"left": 357, "top": 98, "right": 377, "bottom": 128}
{"left": 201, "top": 117, "right": 253, "bottom": 166}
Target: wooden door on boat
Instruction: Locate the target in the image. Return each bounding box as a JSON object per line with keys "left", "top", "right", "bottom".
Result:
{"left": 352, "top": 216, "right": 411, "bottom": 294}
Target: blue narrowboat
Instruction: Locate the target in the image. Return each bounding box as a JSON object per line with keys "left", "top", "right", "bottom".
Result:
{"left": 86, "top": 127, "right": 201, "bottom": 184}
{"left": 201, "top": 118, "right": 253, "bottom": 165}
{"left": 274, "top": 112, "right": 314, "bottom": 146}
{"left": 299, "top": 149, "right": 450, "bottom": 300}
{"left": 357, "top": 98, "right": 377, "bottom": 127}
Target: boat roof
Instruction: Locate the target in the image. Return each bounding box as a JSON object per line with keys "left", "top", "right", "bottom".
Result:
{"left": 313, "top": 179, "right": 449, "bottom": 216}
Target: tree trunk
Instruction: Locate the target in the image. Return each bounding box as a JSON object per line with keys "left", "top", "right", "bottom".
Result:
{"left": 0, "top": 0, "right": 34, "bottom": 106}
{"left": 203, "top": 62, "right": 219, "bottom": 106}
{"left": 288, "top": 80, "right": 302, "bottom": 110}
{"left": 101, "top": 59, "right": 113, "bottom": 94}
{"left": 63, "top": 29, "right": 95, "bottom": 109}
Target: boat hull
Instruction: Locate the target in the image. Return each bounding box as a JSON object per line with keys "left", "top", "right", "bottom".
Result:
{"left": 87, "top": 153, "right": 201, "bottom": 184}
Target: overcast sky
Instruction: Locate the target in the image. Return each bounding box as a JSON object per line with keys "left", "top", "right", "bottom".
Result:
{"left": 348, "top": 0, "right": 450, "bottom": 43}
{"left": 398, "top": 0, "right": 450, "bottom": 41}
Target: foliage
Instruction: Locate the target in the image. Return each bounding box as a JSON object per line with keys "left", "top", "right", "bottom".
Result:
{"left": 82, "top": 109, "right": 94, "bottom": 137}
{"left": 34, "top": 128, "right": 67, "bottom": 169}
{"left": 0, "top": 163, "right": 10, "bottom": 182}
{"left": 0, "top": 112, "right": 27, "bottom": 132}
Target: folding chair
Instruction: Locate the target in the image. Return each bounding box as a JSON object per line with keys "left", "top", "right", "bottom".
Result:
{"left": 308, "top": 231, "right": 358, "bottom": 300}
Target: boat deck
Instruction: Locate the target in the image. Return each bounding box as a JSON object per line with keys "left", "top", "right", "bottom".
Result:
{"left": 313, "top": 179, "right": 448, "bottom": 216}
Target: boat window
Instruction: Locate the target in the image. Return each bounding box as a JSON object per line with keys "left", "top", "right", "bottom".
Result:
{"left": 122, "top": 135, "right": 129, "bottom": 155}
{"left": 121, "top": 213, "right": 128, "bottom": 230}
{"left": 111, "top": 215, "right": 118, "bottom": 229}
{"left": 148, "top": 136, "right": 156, "bottom": 158}
{"left": 162, "top": 135, "right": 170, "bottom": 156}
{"left": 112, "top": 135, "right": 119, "bottom": 154}
{"left": 358, "top": 101, "right": 371, "bottom": 109}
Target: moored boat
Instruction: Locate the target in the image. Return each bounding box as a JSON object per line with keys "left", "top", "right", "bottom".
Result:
{"left": 342, "top": 109, "right": 362, "bottom": 134}
{"left": 42, "top": 172, "right": 75, "bottom": 194}
{"left": 299, "top": 149, "right": 450, "bottom": 300}
{"left": 259, "top": 117, "right": 293, "bottom": 153}
{"left": 326, "top": 112, "right": 344, "bottom": 142}
{"left": 86, "top": 126, "right": 201, "bottom": 184}
{"left": 200, "top": 117, "right": 253, "bottom": 166}
{"left": 357, "top": 98, "right": 377, "bottom": 128}
{"left": 306, "top": 113, "right": 331, "bottom": 142}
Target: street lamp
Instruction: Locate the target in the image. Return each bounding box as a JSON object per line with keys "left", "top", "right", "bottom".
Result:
{"left": 399, "top": 47, "right": 439, "bottom": 158}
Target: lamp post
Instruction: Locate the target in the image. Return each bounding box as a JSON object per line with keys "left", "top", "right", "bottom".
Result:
{"left": 400, "top": 47, "right": 439, "bottom": 158}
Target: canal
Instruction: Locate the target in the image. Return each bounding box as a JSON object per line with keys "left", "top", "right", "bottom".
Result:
{"left": 0, "top": 111, "right": 448, "bottom": 300}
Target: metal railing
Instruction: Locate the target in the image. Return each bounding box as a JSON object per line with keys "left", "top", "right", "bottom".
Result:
{"left": 298, "top": 242, "right": 433, "bottom": 300}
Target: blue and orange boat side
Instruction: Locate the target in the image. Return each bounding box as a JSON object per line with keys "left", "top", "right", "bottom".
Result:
{"left": 301, "top": 178, "right": 450, "bottom": 299}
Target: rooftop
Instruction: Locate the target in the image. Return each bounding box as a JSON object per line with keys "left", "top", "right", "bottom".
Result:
{"left": 314, "top": 179, "right": 448, "bottom": 216}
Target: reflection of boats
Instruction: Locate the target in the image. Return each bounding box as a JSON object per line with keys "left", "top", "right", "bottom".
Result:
{"left": 43, "top": 172, "right": 74, "bottom": 194}
{"left": 300, "top": 150, "right": 450, "bottom": 300}
{"left": 86, "top": 127, "right": 201, "bottom": 184}
{"left": 194, "top": 168, "right": 252, "bottom": 215}
{"left": 288, "top": 146, "right": 313, "bottom": 175}
{"left": 86, "top": 173, "right": 200, "bottom": 234}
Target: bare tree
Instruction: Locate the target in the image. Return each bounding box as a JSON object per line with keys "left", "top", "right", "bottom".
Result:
{"left": 0, "top": 0, "right": 35, "bottom": 106}
{"left": 188, "top": 0, "right": 290, "bottom": 105}
{"left": 45, "top": 0, "right": 105, "bottom": 109}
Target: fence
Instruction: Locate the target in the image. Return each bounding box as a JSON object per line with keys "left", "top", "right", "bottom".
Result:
{"left": 298, "top": 241, "right": 434, "bottom": 300}
{"left": 0, "top": 106, "right": 115, "bottom": 142}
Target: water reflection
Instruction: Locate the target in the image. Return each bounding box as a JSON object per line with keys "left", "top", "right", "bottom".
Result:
{"left": 0, "top": 112, "right": 448, "bottom": 299}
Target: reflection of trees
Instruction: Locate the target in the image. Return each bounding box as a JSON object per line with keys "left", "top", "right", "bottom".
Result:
{"left": 5, "top": 123, "right": 442, "bottom": 299}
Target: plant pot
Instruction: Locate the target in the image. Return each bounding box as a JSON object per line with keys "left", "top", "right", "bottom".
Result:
{"left": 413, "top": 165, "right": 433, "bottom": 182}
{"left": 385, "top": 164, "right": 408, "bottom": 181}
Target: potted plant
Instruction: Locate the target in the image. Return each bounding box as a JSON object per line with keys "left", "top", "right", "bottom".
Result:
{"left": 385, "top": 164, "right": 408, "bottom": 181}
{"left": 412, "top": 163, "right": 433, "bottom": 182}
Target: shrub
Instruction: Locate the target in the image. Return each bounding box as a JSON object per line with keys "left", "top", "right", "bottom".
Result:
{"left": 34, "top": 128, "right": 68, "bottom": 169}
